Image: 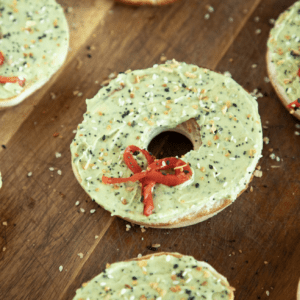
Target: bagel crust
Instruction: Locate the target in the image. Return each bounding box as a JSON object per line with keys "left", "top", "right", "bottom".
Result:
{"left": 0, "top": 0, "right": 69, "bottom": 108}
{"left": 115, "top": 0, "right": 178, "bottom": 5}
{"left": 266, "top": 1, "right": 300, "bottom": 120}
{"left": 73, "top": 252, "right": 235, "bottom": 300}
{"left": 71, "top": 61, "right": 263, "bottom": 227}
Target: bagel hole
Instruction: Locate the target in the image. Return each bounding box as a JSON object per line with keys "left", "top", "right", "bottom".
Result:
{"left": 148, "top": 131, "right": 194, "bottom": 159}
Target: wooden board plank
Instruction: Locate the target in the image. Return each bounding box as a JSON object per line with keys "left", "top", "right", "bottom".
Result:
{"left": 0, "top": 0, "right": 299, "bottom": 299}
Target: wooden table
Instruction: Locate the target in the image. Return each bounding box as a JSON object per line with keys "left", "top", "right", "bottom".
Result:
{"left": 0, "top": 0, "right": 299, "bottom": 299}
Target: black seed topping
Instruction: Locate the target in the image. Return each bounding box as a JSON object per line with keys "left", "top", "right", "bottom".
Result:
{"left": 176, "top": 271, "right": 185, "bottom": 279}
{"left": 146, "top": 245, "right": 158, "bottom": 251}
{"left": 185, "top": 289, "right": 192, "bottom": 295}
{"left": 121, "top": 110, "right": 130, "bottom": 118}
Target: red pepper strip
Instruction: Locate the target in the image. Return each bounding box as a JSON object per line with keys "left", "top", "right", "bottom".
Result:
{"left": 0, "top": 52, "right": 4, "bottom": 65}
{"left": 287, "top": 98, "right": 300, "bottom": 109}
{"left": 142, "top": 181, "right": 156, "bottom": 216}
{"left": 123, "top": 145, "right": 154, "bottom": 173}
{"left": 0, "top": 51, "right": 26, "bottom": 86}
{"left": 102, "top": 145, "right": 192, "bottom": 216}
{"left": 102, "top": 171, "right": 147, "bottom": 184}
{"left": 298, "top": 68, "right": 300, "bottom": 77}
{"left": 0, "top": 75, "right": 26, "bottom": 87}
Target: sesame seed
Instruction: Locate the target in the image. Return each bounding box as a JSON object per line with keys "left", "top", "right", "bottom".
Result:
{"left": 55, "top": 152, "right": 61, "bottom": 158}
{"left": 255, "top": 29, "right": 261, "bottom": 35}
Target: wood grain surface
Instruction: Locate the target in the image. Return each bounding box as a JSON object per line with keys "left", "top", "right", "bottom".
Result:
{"left": 0, "top": 0, "right": 299, "bottom": 299}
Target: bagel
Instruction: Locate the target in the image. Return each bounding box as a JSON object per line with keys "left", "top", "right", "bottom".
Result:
{"left": 0, "top": 0, "right": 69, "bottom": 109}
{"left": 72, "top": 252, "right": 235, "bottom": 300}
{"left": 70, "top": 60, "right": 263, "bottom": 228}
{"left": 266, "top": 1, "right": 300, "bottom": 120}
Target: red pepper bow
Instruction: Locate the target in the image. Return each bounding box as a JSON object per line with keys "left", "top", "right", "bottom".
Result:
{"left": 102, "top": 145, "right": 193, "bottom": 216}
{"left": 0, "top": 51, "right": 26, "bottom": 87}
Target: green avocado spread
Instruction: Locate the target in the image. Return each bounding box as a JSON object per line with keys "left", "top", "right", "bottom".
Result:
{"left": 70, "top": 61, "right": 263, "bottom": 225}
{"left": 267, "top": 1, "right": 300, "bottom": 103}
{"left": 73, "top": 253, "right": 234, "bottom": 300}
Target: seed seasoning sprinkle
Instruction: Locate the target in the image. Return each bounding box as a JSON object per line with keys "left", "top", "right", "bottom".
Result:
{"left": 55, "top": 152, "right": 62, "bottom": 158}
{"left": 254, "top": 170, "right": 263, "bottom": 178}
{"left": 255, "top": 29, "right": 261, "bottom": 35}
{"left": 207, "top": 6, "right": 214, "bottom": 13}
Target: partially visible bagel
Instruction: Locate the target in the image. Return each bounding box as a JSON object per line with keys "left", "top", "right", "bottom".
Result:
{"left": 0, "top": 0, "right": 69, "bottom": 109}
{"left": 266, "top": 1, "right": 300, "bottom": 120}
{"left": 73, "top": 252, "right": 235, "bottom": 300}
